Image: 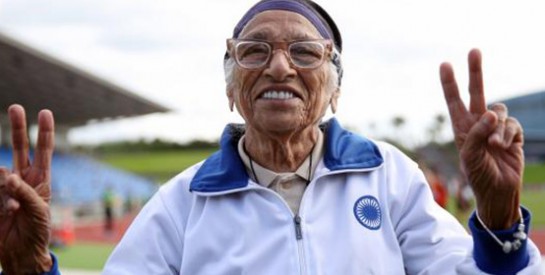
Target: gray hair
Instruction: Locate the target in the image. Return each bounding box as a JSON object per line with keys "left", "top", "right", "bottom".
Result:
{"left": 223, "top": 57, "right": 340, "bottom": 93}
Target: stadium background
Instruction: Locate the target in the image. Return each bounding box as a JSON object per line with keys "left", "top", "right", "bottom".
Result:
{"left": 1, "top": 31, "right": 544, "bottom": 273}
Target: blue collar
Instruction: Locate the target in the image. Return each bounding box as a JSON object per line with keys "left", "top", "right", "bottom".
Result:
{"left": 190, "top": 118, "right": 383, "bottom": 192}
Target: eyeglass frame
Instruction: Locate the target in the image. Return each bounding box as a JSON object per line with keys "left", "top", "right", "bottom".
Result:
{"left": 226, "top": 38, "right": 337, "bottom": 71}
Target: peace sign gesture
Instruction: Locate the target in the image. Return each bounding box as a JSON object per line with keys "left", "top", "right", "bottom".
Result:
{"left": 0, "top": 104, "right": 55, "bottom": 273}
{"left": 440, "top": 49, "right": 524, "bottom": 230}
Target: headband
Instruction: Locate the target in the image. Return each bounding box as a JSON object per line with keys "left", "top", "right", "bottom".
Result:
{"left": 233, "top": 0, "right": 333, "bottom": 41}
{"left": 228, "top": 0, "right": 343, "bottom": 85}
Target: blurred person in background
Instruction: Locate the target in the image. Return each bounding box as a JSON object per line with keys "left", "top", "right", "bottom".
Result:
{"left": 102, "top": 186, "right": 115, "bottom": 235}
{"left": 421, "top": 163, "right": 449, "bottom": 209}
{"left": 454, "top": 165, "right": 476, "bottom": 218}
{"left": 0, "top": 0, "right": 542, "bottom": 274}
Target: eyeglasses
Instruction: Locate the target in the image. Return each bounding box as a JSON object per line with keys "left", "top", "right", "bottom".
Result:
{"left": 227, "top": 39, "right": 334, "bottom": 70}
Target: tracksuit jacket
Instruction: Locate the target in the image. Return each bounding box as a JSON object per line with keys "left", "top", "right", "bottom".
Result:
{"left": 96, "top": 118, "right": 541, "bottom": 274}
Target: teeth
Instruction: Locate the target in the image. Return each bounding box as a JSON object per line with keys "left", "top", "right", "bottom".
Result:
{"left": 262, "top": 91, "right": 295, "bottom": 100}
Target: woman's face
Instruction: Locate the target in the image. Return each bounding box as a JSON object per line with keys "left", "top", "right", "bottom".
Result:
{"left": 228, "top": 10, "right": 338, "bottom": 135}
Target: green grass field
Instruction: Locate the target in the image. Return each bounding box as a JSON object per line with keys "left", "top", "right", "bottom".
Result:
{"left": 447, "top": 189, "right": 545, "bottom": 229}
{"left": 52, "top": 242, "right": 114, "bottom": 270}
{"left": 100, "top": 148, "right": 217, "bottom": 183}
{"left": 521, "top": 189, "right": 545, "bottom": 229}
{"left": 100, "top": 149, "right": 545, "bottom": 185}
{"left": 524, "top": 162, "right": 545, "bottom": 185}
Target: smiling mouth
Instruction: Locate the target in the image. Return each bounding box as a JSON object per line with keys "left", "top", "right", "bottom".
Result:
{"left": 260, "top": 91, "right": 295, "bottom": 100}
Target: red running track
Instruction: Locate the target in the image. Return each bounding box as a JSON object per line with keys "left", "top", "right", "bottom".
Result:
{"left": 73, "top": 214, "right": 545, "bottom": 255}
{"left": 74, "top": 214, "right": 137, "bottom": 244}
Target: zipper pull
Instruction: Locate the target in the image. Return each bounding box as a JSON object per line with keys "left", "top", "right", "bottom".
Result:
{"left": 294, "top": 215, "right": 303, "bottom": 240}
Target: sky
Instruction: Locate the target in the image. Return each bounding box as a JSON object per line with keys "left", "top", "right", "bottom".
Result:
{"left": 1, "top": 0, "right": 545, "bottom": 147}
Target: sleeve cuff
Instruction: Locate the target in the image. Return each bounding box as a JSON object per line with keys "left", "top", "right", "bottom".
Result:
{"left": 469, "top": 206, "right": 531, "bottom": 275}
{"left": 41, "top": 253, "right": 60, "bottom": 275}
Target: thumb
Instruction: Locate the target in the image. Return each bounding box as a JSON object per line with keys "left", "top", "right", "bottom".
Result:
{"left": 463, "top": 111, "right": 497, "bottom": 154}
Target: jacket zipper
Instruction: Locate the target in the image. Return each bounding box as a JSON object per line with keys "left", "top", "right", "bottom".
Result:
{"left": 293, "top": 214, "right": 307, "bottom": 275}
{"left": 209, "top": 168, "right": 382, "bottom": 274}
{"left": 242, "top": 184, "right": 308, "bottom": 274}
{"left": 294, "top": 215, "right": 303, "bottom": 240}
{"left": 290, "top": 167, "right": 382, "bottom": 275}
{"left": 194, "top": 167, "right": 384, "bottom": 273}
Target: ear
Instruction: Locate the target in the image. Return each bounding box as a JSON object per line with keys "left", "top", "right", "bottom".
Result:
{"left": 226, "top": 87, "right": 235, "bottom": 112}
{"left": 330, "top": 87, "right": 340, "bottom": 113}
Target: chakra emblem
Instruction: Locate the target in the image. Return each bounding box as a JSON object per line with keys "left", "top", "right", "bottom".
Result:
{"left": 353, "top": 195, "right": 381, "bottom": 230}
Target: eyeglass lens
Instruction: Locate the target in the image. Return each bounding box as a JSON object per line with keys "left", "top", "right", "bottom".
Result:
{"left": 235, "top": 41, "right": 325, "bottom": 69}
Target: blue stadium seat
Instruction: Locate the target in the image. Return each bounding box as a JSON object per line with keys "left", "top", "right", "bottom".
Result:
{"left": 0, "top": 147, "right": 157, "bottom": 206}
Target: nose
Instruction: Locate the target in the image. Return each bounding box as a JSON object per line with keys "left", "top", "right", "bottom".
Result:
{"left": 264, "top": 49, "right": 296, "bottom": 82}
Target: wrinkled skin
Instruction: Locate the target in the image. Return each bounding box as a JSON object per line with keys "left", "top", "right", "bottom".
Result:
{"left": 227, "top": 11, "right": 340, "bottom": 172}
{"left": 0, "top": 24, "right": 524, "bottom": 275}
{"left": 0, "top": 104, "right": 54, "bottom": 274}
{"left": 440, "top": 49, "right": 523, "bottom": 229}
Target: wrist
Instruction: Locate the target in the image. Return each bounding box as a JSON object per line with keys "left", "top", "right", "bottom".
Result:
{"left": 475, "top": 207, "right": 527, "bottom": 253}
{"left": 469, "top": 207, "right": 531, "bottom": 274}
{"left": 476, "top": 190, "right": 520, "bottom": 230}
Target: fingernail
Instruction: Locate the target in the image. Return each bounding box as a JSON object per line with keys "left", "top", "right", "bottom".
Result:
{"left": 492, "top": 134, "right": 501, "bottom": 143}
{"left": 483, "top": 114, "right": 493, "bottom": 125}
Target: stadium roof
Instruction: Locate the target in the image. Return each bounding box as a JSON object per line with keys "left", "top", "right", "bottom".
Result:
{"left": 499, "top": 90, "right": 545, "bottom": 140}
{"left": 0, "top": 32, "right": 169, "bottom": 126}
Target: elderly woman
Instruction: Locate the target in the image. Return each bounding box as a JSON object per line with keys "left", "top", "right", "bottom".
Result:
{"left": 0, "top": 0, "right": 542, "bottom": 274}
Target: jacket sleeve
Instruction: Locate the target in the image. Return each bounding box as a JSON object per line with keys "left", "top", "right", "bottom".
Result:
{"left": 465, "top": 207, "right": 543, "bottom": 274}
{"left": 44, "top": 254, "right": 60, "bottom": 275}
{"left": 394, "top": 168, "right": 543, "bottom": 275}
{"left": 102, "top": 178, "right": 189, "bottom": 274}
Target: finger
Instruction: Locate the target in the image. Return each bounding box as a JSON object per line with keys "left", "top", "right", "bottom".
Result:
{"left": 33, "top": 110, "right": 55, "bottom": 173}
{"left": 0, "top": 166, "right": 7, "bottom": 191}
{"left": 498, "top": 117, "right": 524, "bottom": 148}
{"left": 0, "top": 168, "right": 9, "bottom": 215}
{"left": 8, "top": 104, "right": 30, "bottom": 173}
{"left": 463, "top": 111, "right": 498, "bottom": 154}
{"left": 1, "top": 170, "right": 21, "bottom": 215}
{"left": 487, "top": 103, "right": 508, "bottom": 146}
{"left": 467, "top": 49, "right": 486, "bottom": 114}
{"left": 0, "top": 167, "right": 7, "bottom": 188}
{"left": 0, "top": 167, "right": 7, "bottom": 180}
{"left": 511, "top": 117, "right": 524, "bottom": 145}
{"left": 440, "top": 62, "right": 468, "bottom": 124}
{"left": 5, "top": 174, "right": 46, "bottom": 209}
{"left": 6, "top": 197, "right": 21, "bottom": 213}
{"left": 0, "top": 196, "right": 20, "bottom": 216}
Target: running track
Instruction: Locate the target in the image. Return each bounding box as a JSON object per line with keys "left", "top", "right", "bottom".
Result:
{"left": 75, "top": 214, "right": 545, "bottom": 252}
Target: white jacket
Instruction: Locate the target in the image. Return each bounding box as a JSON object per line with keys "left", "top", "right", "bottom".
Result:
{"left": 103, "top": 119, "right": 542, "bottom": 274}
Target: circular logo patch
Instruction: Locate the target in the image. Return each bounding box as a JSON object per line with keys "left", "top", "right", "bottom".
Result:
{"left": 353, "top": 195, "right": 381, "bottom": 230}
